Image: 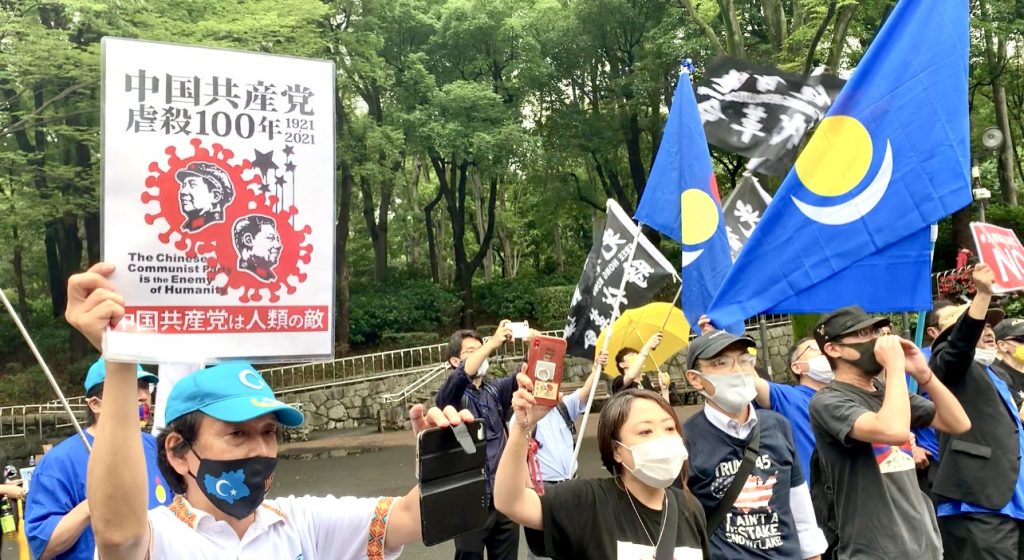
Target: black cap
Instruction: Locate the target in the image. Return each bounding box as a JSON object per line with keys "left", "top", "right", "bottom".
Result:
{"left": 813, "top": 306, "right": 891, "bottom": 350}
{"left": 686, "top": 330, "right": 756, "bottom": 370}
{"left": 994, "top": 317, "right": 1024, "bottom": 341}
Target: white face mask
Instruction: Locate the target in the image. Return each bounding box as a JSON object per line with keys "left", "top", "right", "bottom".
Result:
{"left": 699, "top": 372, "right": 758, "bottom": 415}
{"left": 474, "top": 358, "right": 490, "bottom": 378}
{"left": 616, "top": 436, "right": 688, "bottom": 489}
{"left": 803, "top": 355, "right": 835, "bottom": 384}
{"left": 975, "top": 347, "right": 998, "bottom": 366}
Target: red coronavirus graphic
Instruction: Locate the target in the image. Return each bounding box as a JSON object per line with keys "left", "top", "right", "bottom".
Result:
{"left": 142, "top": 139, "right": 312, "bottom": 303}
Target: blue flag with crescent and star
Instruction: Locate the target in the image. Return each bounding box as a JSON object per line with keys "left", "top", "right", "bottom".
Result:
{"left": 706, "top": 0, "right": 970, "bottom": 326}
{"left": 635, "top": 70, "right": 743, "bottom": 335}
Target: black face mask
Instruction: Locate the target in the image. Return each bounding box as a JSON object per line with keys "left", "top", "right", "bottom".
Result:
{"left": 839, "top": 338, "right": 884, "bottom": 376}
{"left": 189, "top": 449, "right": 277, "bottom": 520}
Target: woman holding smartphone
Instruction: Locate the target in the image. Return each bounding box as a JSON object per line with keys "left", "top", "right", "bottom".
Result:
{"left": 494, "top": 376, "right": 710, "bottom": 560}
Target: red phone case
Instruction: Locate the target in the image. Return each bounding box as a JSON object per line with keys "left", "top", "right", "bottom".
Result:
{"left": 527, "top": 336, "right": 567, "bottom": 407}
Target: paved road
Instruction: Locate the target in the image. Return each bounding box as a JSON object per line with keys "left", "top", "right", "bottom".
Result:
{"left": 2, "top": 405, "right": 702, "bottom": 559}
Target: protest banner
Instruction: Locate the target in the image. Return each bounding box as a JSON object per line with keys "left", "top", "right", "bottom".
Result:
{"left": 971, "top": 222, "right": 1024, "bottom": 293}
{"left": 101, "top": 38, "right": 336, "bottom": 363}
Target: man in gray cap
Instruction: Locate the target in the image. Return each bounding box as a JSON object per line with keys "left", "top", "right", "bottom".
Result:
{"left": 176, "top": 162, "right": 236, "bottom": 232}
{"left": 683, "top": 330, "right": 827, "bottom": 560}
{"left": 809, "top": 305, "right": 969, "bottom": 560}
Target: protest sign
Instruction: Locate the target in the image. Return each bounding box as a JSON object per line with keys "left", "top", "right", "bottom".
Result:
{"left": 971, "top": 222, "right": 1024, "bottom": 293}
{"left": 101, "top": 38, "right": 335, "bottom": 363}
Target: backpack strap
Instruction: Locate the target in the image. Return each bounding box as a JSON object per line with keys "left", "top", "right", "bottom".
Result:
{"left": 555, "top": 401, "right": 577, "bottom": 436}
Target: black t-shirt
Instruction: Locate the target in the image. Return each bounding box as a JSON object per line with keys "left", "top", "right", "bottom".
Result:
{"left": 683, "top": 409, "right": 804, "bottom": 559}
{"left": 809, "top": 380, "right": 941, "bottom": 559}
{"left": 612, "top": 373, "right": 657, "bottom": 393}
{"left": 537, "top": 477, "right": 710, "bottom": 560}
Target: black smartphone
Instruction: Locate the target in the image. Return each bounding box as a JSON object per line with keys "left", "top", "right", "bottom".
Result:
{"left": 417, "top": 420, "right": 488, "bottom": 546}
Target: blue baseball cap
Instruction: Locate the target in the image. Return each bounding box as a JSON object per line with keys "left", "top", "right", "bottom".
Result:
{"left": 164, "top": 362, "right": 304, "bottom": 427}
{"left": 84, "top": 359, "right": 159, "bottom": 393}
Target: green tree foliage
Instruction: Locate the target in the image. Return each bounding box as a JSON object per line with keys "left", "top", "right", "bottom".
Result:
{"left": 0, "top": 0, "right": 1021, "bottom": 402}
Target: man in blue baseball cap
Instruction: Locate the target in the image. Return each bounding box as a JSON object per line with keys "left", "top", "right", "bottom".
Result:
{"left": 24, "top": 359, "right": 171, "bottom": 560}
{"left": 64, "top": 262, "right": 477, "bottom": 560}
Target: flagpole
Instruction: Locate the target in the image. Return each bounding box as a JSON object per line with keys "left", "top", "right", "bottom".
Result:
{"left": 0, "top": 288, "right": 91, "bottom": 451}
{"left": 660, "top": 285, "right": 683, "bottom": 332}
{"left": 572, "top": 228, "right": 643, "bottom": 470}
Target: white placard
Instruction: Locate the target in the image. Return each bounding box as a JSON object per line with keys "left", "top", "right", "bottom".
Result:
{"left": 101, "top": 38, "right": 335, "bottom": 363}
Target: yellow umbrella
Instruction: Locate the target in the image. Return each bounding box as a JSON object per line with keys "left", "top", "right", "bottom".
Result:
{"left": 596, "top": 302, "right": 691, "bottom": 377}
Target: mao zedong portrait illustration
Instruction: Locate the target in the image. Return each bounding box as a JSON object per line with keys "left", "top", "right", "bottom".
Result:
{"left": 176, "top": 162, "right": 235, "bottom": 232}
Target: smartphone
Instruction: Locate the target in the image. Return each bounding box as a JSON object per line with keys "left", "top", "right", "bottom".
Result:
{"left": 527, "top": 335, "right": 567, "bottom": 407}
{"left": 508, "top": 321, "right": 530, "bottom": 339}
{"left": 417, "top": 421, "right": 488, "bottom": 546}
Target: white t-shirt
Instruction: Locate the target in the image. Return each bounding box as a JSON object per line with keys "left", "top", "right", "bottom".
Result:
{"left": 143, "top": 494, "right": 402, "bottom": 559}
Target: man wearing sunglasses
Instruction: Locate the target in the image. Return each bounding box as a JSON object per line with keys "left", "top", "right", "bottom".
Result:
{"left": 992, "top": 318, "right": 1024, "bottom": 413}
{"left": 25, "top": 359, "right": 170, "bottom": 560}
{"left": 810, "top": 306, "right": 970, "bottom": 560}
{"left": 928, "top": 264, "right": 1024, "bottom": 560}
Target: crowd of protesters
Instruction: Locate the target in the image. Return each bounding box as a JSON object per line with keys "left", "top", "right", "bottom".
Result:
{"left": 0, "top": 261, "right": 1020, "bottom": 560}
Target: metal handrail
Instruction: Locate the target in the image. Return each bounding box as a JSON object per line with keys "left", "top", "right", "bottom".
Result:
{"left": 381, "top": 365, "right": 448, "bottom": 403}
{"left": 0, "top": 403, "right": 88, "bottom": 439}
{"left": 260, "top": 329, "right": 566, "bottom": 391}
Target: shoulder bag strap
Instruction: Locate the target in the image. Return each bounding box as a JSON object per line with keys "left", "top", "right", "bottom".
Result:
{"left": 706, "top": 421, "right": 761, "bottom": 534}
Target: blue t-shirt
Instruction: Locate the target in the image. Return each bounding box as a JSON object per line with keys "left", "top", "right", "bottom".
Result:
{"left": 911, "top": 346, "right": 940, "bottom": 458}
{"left": 684, "top": 409, "right": 804, "bottom": 559}
{"left": 25, "top": 431, "right": 170, "bottom": 560}
{"left": 759, "top": 383, "right": 816, "bottom": 485}
{"left": 937, "top": 367, "right": 1024, "bottom": 520}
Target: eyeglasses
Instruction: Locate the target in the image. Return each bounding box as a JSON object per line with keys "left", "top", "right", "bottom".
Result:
{"left": 836, "top": 327, "right": 889, "bottom": 342}
{"left": 698, "top": 353, "right": 757, "bottom": 371}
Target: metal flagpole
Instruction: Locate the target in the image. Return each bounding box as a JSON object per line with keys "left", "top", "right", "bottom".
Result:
{"left": 572, "top": 229, "right": 643, "bottom": 469}
{"left": 0, "top": 288, "right": 92, "bottom": 451}
{"left": 757, "top": 315, "right": 772, "bottom": 379}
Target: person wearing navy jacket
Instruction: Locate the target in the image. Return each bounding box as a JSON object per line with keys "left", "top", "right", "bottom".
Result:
{"left": 435, "top": 320, "right": 519, "bottom": 560}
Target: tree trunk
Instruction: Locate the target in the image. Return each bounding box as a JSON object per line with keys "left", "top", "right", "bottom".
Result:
{"left": 760, "top": 0, "right": 787, "bottom": 52}
{"left": 408, "top": 161, "right": 423, "bottom": 270}
{"left": 804, "top": 1, "right": 837, "bottom": 75}
{"left": 553, "top": 222, "right": 565, "bottom": 275}
{"left": 987, "top": 33, "right": 1017, "bottom": 205}
{"left": 11, "top": 226, "right": 29, "bottom": 321}
{"left": 425, "top": 188, "right": 444, "bottom": 284}
{"left": 469, "top": 171, "right": 493, "bottom": 280}
{"left": 335, "top": 98, "right": 354, "bottom": 354}
{"left": 623, "top": 111, "right": 647, "bottom": 203}
{"left": 951, "top": 206, "right": 974, "bottom": 258}
{"left": 359, "top": 176, "right": 391, "bottom": 282}
{"left": 84, "top": 211, "right": 100, "bottom": 266}
{"left": 826, "top": 3, "right": 859, "bottom": 71}
{"left": 718, "top": 0, "right": 746, "bottom": 57}
{"left": 336, "top": 160, "right": 354, "bottom": 354}
{"left": 678, "top": 0, "right": 726, "bottom": 54}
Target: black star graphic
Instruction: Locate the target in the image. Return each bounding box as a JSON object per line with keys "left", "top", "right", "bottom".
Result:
{"left": 283, "top": 145, "right": 295, "bottom": 157}
{"left": 259, "top": 182, "right": 272, "bottom": 194}
{"left": 285, "top": 161, "right": 296, "bottom": 173}
{"left": 275, "top": 176, "right": 287, "bottom": 188}
{"left": 252, "top": 149, "right": 279, "bottom": 177}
